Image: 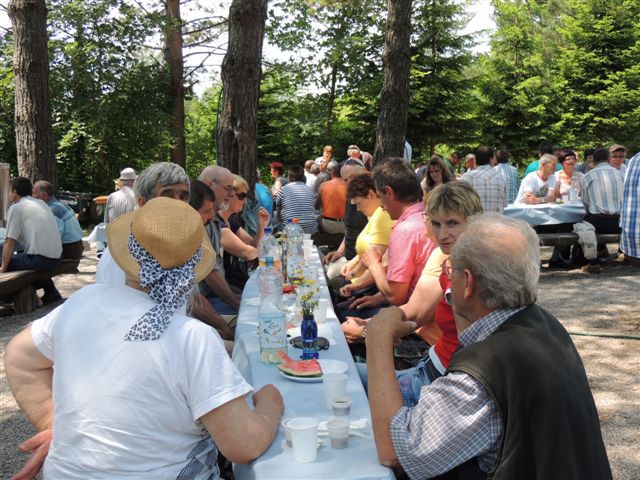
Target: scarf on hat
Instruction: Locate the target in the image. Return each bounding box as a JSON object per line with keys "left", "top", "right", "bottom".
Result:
{"left": 124, "top": 233, "right": 201, "bottom": 341}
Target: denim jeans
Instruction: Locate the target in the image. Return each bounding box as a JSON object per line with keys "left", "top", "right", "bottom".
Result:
{"left": 8, "top": 253, "right": 62, "bottom": 299}
{"left": 206, "top": 295, "right": 238, "bottom": 315}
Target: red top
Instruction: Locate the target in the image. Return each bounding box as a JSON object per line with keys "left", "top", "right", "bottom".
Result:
{"left": 433, "top": 273, "right": 460, "bottom": 368}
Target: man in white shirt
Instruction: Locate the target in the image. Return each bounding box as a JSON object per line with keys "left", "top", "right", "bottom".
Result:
{"left": 105, "top": 167, "right": 137, "bottom": 223}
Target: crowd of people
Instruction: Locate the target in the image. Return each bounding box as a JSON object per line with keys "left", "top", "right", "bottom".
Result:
{"left": 4, "top": 137, "right": 633, "bottom": 478}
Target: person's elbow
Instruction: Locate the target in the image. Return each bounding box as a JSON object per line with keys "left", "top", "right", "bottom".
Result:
{"left": 220, "top": 432, "right": 273, "bottom": 464}
{"left": 377, "top": 446, "right": 400, "bottom": 468}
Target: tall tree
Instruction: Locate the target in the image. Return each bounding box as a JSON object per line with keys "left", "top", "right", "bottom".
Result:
{"left": 8, "top": 0, "right": 55, "bottom": 185}
{"left": 164, "top": 0, "right": 186, "bottom": 167}
{"left": 219, "top": 0, "right": 268, "bottom": 190}
{"left": 373, "top": 0, "right": 412, "bottom": 166}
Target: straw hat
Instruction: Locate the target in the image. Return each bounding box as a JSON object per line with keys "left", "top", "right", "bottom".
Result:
{"left": 107, "top": 197, "right": 215, "bottom": 283}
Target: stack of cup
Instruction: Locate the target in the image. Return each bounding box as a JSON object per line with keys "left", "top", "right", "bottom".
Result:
{"left": 326, "top": 419, "right": 350, "bottom": 449}
{"left": 303, "top": 239, "right": 314, "bottom": 261}
{"left": 323, "top": 373, "right": 348, "bottom": 408}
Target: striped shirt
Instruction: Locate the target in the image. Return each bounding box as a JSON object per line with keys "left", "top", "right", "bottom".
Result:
{"left": 460, "top": 165, "right": 508, "bottom": 213}
{"left": 105, "top": 186, "right": 136, "bottom": 223}
{"left": 275, "top": 181, "right": 318, "bottom": 233}
{"left": 390, "top": 307, "right": 525, "bottom": 479}
{"left": 582, "top": 163, "right": 623, "bottom": 215}
{"left": 494, "top": 163, "right": 520, "bottom": 204}
{"left": 620, "top": 152, "right": 640, "bottom": 257}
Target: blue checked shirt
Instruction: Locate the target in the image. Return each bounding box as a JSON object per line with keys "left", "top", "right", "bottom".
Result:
{"left": 460, "top": 165, "right": 508, "bottom": 213}
{"left": 494, "top": 163, "right": 520, "bottom": 204}
{"left": 582, "top": 163, "right": 624, "bottom": 215}
{"left": 390, "top": 307, "right": 525, "bottom": 479}
{"left": 620, "top": 152, "right": 640, "bottom": 257}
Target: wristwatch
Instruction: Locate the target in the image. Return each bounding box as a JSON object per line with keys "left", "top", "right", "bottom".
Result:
{"left": 361, "top": 326, "right": 368, "bottom": 341}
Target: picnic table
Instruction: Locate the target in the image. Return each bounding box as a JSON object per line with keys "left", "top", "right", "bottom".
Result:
{"left": 504, "top": 201, "right": 586, "bottom": 226}
{"left": 231, "top": 247, "right": 394, "bottom": 480}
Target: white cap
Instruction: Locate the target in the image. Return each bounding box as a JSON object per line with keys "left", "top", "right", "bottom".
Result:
{"left": 119, "top": 167, "right": 137, "bottom": 181}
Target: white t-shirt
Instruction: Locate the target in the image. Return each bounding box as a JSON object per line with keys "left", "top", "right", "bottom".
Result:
{"left": 515, "top": 171, "right": 557, "bottom": 204}
{"left": 6, "top": 196, "right": 62, "bottom": 258}
{"left": 31, "top": 284, "right": 252, "bottom": 479}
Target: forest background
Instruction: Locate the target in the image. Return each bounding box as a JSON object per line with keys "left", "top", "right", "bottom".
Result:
{"left": 1, "top": 0, "right": 639, "bottom": 195}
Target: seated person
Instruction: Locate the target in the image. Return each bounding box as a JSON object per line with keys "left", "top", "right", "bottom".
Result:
{"left": 5, "top": 198, "right": 283, "bottom": 479}
{"left": 331, "top": 172, "right": 393, "bottom": 298}
{"left": 338, "top": 159, "right": 435, "bottom": 321}
{"left": 1, "top": 177, "right": 63, "bottom": 305}
{"left": 554, "top": 150, "right": 584, "bottom": 199}
{"left": 365, "top": 214, "right": 612, "bottom": 480}
{"left": 219, "top": 175, "right": 270, "bottom": 289}
{"left": 275, "top": 165, "right": 318, "bottom": 234}
{"left": 515, "top": 153, "right": 558, "bottom": 204}
{"left": 344, "top": 182, "right": 484, "bottom": 397}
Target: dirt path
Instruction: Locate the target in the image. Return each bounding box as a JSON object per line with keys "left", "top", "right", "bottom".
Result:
{"left": 1, "top": 249, "right": 639, "bottom": 479}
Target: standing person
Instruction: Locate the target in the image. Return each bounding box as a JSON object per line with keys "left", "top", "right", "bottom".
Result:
{"left": 304, "top": 160, "right": 319, "bottom": 188}
{"left": 1, "top": 177, "right": 63, "bottom": 305}
{"left": 32, "top": 180, "right": 84, "bottom": 263}
{"left": 316, "top": 162, "right": 347, "bottom": 234}
{"left": 345, "top": 144, "right": 366, "bottom": 168}
{"left": 269, "top": 162, "right": 288, "bottom": 198}
{"left": 620, "top": 151, "right": 640, "bottom": 265}
{"left": 460, "top": 146, "right": 508, "bottom": 213}
{"left": 105, "top": 167, "right": 137, "bottom": 223}
{"left": 275, "top": 165, "right": 318, "bottom": 234}
{"left": 420, "top": 155, "right": 453, "bottom": 204}
{"left": 5, "top": 198, "right": 284, "bottom": 479}
{"left": 493, "top": 149, "right": 520, "bottom": 204}
{"left": 314, "top": 145, "right": 333, "bottom": 171}
{"left": 366, "top": 213, "right": 612, "bottom": 480}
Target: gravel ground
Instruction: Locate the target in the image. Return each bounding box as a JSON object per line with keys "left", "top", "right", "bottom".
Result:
{"left": 1, "top": 247, "right": 639, "bottom": 479}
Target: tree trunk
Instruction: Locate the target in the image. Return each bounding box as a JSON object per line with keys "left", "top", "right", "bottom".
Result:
{"left": 164, "top": 0, "right": 186, "bottom": 168}
{"left": 219, "top": 0, "right": 267, "bottom": 193}
{"left": 8, "top": 0, "right": 56, "bottom": 187}
{"left": 326, "top": 63, "right": 338, "bottom": 136}
{"left": 373, "top": 0, "right": 412, "bottom": 167}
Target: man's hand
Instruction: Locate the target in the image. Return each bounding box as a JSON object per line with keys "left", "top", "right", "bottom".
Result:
{"left": 341, "top": 316, "right": 369, "bottom": 343}
{"left": 351, "top": 294, "right": 382, "bottom": 310}
{"left": 339, "top": 283, "right": 358, "bottom": 298}
{"left": 12, "top": 429, "right": 52, "bottom": 480}
{"left": 523, "top": 192, "right": 540, "bottom": 204}
{"left": 360, "top": 248, "right": 383, "bottom": 268}
{"left": 258, "top": 208, "right": 271, "bottom": 229}
{"left": 252, "top": 384, "right": 284, "bottom": 416}
{"left": 366, "top": 306, "right": 417, "bottom": 343}
{"left": 323, "top": 251, "right": 342, "bottom": 265}
{"left": 218, "top": 324, "right": 235, "bottom": 341}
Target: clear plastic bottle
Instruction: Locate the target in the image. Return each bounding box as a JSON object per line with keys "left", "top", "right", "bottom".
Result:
{"left": 258, "top": 227, "right": 281, "bottom": 270}
{"left": 258, "top": 257, "right": 287, "bottom": 363}
{"left": 569, "top": 178, "right": 579, "bottom": 202}
{"left": 286, "top": 218, "right": 305, "bottom": 285}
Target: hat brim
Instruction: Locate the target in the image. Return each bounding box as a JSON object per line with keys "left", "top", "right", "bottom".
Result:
{"left": 107, "top": 210, "right": 216, "bottom": 283}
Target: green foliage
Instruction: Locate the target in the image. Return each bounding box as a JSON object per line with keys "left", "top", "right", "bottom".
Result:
{"left": 185, "top": 85, "right": 222, "bottom": 178}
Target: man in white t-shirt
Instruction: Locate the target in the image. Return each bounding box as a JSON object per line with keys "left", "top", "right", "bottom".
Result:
{"left": 515, "top": 154, "right": 558, "bottom": 204}
{"left": 5, "top": 198, "right": 283, "bottom": 479}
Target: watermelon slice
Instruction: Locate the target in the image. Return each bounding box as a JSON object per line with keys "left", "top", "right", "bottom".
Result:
{"left": 277, "top": 351, "right": 322, "bottom": 377}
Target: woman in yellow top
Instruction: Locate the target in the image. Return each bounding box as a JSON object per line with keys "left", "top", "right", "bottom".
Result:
{"left": 335, "top": 172, "right": 394, "bottom": 298}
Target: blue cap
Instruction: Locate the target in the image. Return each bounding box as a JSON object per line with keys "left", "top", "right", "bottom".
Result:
{"left": 264, "top": 227, "right": 272, "bottom": 234}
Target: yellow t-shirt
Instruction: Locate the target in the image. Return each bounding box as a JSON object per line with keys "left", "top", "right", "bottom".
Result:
{"left": 355, "top": 206, "right": 394, "bottom": 256}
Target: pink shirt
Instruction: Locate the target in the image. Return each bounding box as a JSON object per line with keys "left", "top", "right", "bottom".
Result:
{"left": 386, "top": 202, "right": 435, "bottom": 300}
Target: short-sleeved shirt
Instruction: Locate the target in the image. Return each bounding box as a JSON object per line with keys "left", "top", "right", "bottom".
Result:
{"left": 582, "top": 162, "right": 624, "bottom": 215}
{"left": 31, "top": 284, "right": 252, "bottom": 479}
{"left": 6, "top": 196, "right": 62, "bottom": 259}
{"left": 354, "top": 206, "right": 393, "bottom": 256}
{"left": 386, "top": 203, "right": 435, "bottom": 300}
{"left": 494, "top": 163, "right": 520, "bottom": 204}
{"left": 460, "top": 165, "right": 508, "bottom": 213}
{"left": 318, "top": 177, "right": 347, "bottom": 220}
{"left": 344, "top": 201, "right": 368, "bottom": 260}
{"left": 275, "top": 181, "right": 318, "bottom": 233}
{"left": 515, "top": 171, "right": 557, "bottom": 204}
{"left": 47, "top": 198, "right": 84, "bottom": 244}
{"left": 105, "top": 186, "right": 136, "bottom": 223}
{"left": 554, "top": 170, "right": 585, "bottom": 197}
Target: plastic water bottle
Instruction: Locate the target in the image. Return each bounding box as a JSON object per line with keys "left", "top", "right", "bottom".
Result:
{"left": 286, "top": 218, "right": 305, "bottom": 285}
{"left": 301, "top": 314, "right": 319, "bottom": 360}
{"left": 258, "top": 257, "right": 287, "bottom": 363}
{"left": 569, "top": 178, "right": 579, "bottom": 202}
{"left": 258, "top": 227, "right": 281, "bottom": 270}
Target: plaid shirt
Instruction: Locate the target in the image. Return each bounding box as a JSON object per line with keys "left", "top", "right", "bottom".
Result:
{"left": 582, "top": 163, "right": 623, "bottom": 215}
{"left": 620, "top": 152, "right": 640, "bottom": 257}
{"left": 390, "top": 307, "right": 525, "bottom": 479}
{"left": 494, "top": 163, "right": 520, "bottom": 204}
{"left": 460, "top": 165, "right": 508, "bottom": 213}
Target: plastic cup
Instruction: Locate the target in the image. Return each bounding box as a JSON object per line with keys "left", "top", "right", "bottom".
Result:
{"left": 323, "top": 373, "right": 348, "bottom": 408}
{"left": 303, "top": 239, "right": 314, "bottom": 249}
{"left": 330, "top": 395, "right": 353, "bottom": 417}
{"left": 289, "top": 417, "right": 319, "bottom": 463}
{"left": 303, "top": 233, "right": 312, "bottom": 241}
{"left": 561, "top": 195, "right": 569, "bottom": 203}
{"left": 303, "top": 246, "right": 313, "bottom": 261}
{"left": 326, "top": 419, "right": 350, "bottom": 449}
{"left": 314, "top": 298, "right": 329, "bottom": 323}
{"left": 281, "top": 418, "right": 293, "bottom": 448}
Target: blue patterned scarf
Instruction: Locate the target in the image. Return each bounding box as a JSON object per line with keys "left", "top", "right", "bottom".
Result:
{"left": 125, "top": 233, "right": 202, "bottom": 341}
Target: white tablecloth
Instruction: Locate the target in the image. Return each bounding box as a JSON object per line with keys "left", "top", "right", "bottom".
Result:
{"left": 503, "top": 202, "right": 585, "bottom": 226}
{"left": 232, "top": 248, "right": 395, "bottom": 480}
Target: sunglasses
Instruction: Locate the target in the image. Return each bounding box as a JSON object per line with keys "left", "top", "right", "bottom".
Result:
{"left": 235, "top": 192, "right": 248, "bottom": 200}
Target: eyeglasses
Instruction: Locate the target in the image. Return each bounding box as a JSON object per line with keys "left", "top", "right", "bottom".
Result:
{"left": 440, "top": 258, "right": 462, "bottom": 278}
{"left": 213, "top": 179, "right": 235, "bottom": 192}
{"left": 236, "top": 192, "right": 248, "bottom": 200}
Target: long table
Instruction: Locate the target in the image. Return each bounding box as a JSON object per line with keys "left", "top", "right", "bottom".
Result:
{"left": 503, "top": 202, "right": 585, "bottom": 226}
{"left": 232, "top": 248, "right": 395, "bottom": 480}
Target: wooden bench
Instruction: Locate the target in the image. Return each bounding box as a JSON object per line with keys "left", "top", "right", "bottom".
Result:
{"left": 311, "top": 232, "right": 343, "bottom": 251}
{"left": 538, "top": 233, "right": 620, "bottom": 247}
{"left": 0, "top": 259, "right": 81, "bottom": 314}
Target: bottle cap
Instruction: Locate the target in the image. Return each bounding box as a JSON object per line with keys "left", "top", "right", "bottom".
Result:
{"left": 264, "top": 227, "right": 272, "bottom": 234}
{"left": 265, "top": 256, "right": 274, "bottom": 266}
{"left": 287, "top": 219, "right": 293, "bottom": 223}
{"left": 292, "top": 218, "right": 299, "bottom": 223}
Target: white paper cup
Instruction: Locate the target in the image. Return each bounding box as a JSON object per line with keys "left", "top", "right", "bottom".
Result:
{"left": 303, "top": 233, "right": 312, "bottom": 240}
{"left": 314, "top": 298, "right": 329, "bottom": 323}
{"left": 303, "top": 239, "right": 314, "bottom": 248}
{"left": 327, "top": 419, "right": 350, "bottom": 449}
{"left": 303, "top": 246, "right": 313, "bottom": 261}
{"left": 281, "top": 418, "right": 294, "bottom": 448}
{"left": 289, "top": 417, "right": 319, "bottom": 463}
{"left": 323, "top": 373, "right": 348, "bottom": 408}
{"left": 331, "top": 395, "right": 353, "bottom": 417}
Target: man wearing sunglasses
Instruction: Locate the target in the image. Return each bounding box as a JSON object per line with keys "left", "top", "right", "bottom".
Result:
{"left": 366, "top": 213, "right": 611, "bottom": 480}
